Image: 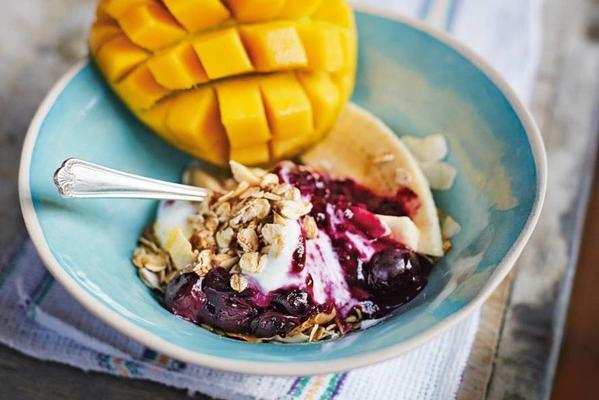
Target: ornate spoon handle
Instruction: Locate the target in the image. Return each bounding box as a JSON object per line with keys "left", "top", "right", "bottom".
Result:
{"left": 53, "top": 158, "right": 209, "bottom": 202}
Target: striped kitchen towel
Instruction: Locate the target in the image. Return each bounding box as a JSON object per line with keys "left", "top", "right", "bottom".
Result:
{"left": 0, "top": 1, "right": 541, "bottom": 399}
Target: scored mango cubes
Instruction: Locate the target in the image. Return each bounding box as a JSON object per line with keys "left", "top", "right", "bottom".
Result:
{"left": 227, "top": 0, "right": 286, "bottom": 23}
{"left": 216, "top": 78, "right": 272, "bottom": 149}
{"left": 297, "top": 22, "right": 345, "bottom": 72}
{"left": 118, "top": 2, "right": 186, "bottom": 50}
{"left": 260, "top": 73, "right": 312, "bottom": 140}
{"left": 163, "top": 0, "right": 230, "bottom": 32}
{"left": 147, "top": 42, "right": 208, "bottom": 89}
{"left": 90, "top": 0, "right": 356, "bottom": 166}
{"left": 95, "top": 34, "right": 149, "bottom": 81}
{"left": 114, "top": 64, "right": 169, "bottom": 110}
{"left": 166, "top": 87, "right": 229, "bottom": 165}
{"left": 277, "top": 0, "right": 324, "bottom": 18}
{"left": 240, "top": 22, "right": 307, "bottom": 71}
{"left": 193, "top": 28, "right": 253, "bottom": 79}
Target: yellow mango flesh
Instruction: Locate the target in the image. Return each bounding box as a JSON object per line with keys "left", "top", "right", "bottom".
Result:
{"left": 230, "top": 143, "right": 271, "bottom": 165}
{"left": 118, "top": 2, "right": 186, "bottom": 50}
{"left": 166, "top": 87, "right": 229, "bottom": 165}
{"left": 227, "top": 0, "right": 286, "bottom": 23}
{"left": 239, "top": 22, "right": 307, "bottom": 71}
{"left": 163, "top": 0, "right": 230, "bottom": 32}
{"left": 192, "top": 28, "right": 254, "bottom": 79}
{"left": 114, "top": 64, "right": 170, "bottom": 110}
{"left": 89, "top": 22, "right": 121, "bottom": 53}
{"left": 216, "top": 78, "right": 272, "bottom": 149}
{"left": 147, "top": 42, "right": 208, "bottom": 89}
{"left": 277, "top": 0, "right": 324, "bottom": 18}
{"left": 95, "top": 35, "right": 149, "bottom": 81}
{"left": 90, "top": 0, "right": 356, "bottom": 166}
{"left": 260, "top": 73, "right": 313, "bottom": 140}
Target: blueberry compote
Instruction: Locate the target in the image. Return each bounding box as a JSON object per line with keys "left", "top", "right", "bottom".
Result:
{"left": 164, "top": 163, "right": 434, "bottom": 340}
{"left": 276, "top": 163, "right": 433, "bottom": 320}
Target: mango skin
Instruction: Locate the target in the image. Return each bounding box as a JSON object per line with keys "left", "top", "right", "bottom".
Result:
{"left": 91, "top": 0, "right": 357, "bottom": 166}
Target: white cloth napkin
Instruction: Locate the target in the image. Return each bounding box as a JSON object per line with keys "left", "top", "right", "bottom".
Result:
{"left": 0, "top": 1, "right": 541, "bottom": 399}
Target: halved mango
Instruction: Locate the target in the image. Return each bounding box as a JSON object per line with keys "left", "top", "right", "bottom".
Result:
{"left": 118, "top": 2, "right": 185, "bottom": 50}
{"left": 260, "top": 73, "right": 312, "bottom": 140}
{"left": 227, "top": 0, "right": 286, "bottom": 23}
{"left": 163, "top": 0, "right": 230, "bottom": 32}
{"left": 193, "top": 28, "right": 254, "bottom": 79}
{"left": 90, "top": 0, "right": 356, "bottom": 166}
{"left": 216, "top": 78, "right": 272, "bottom": 149}
{"left": 166, "top": 87, "right": 229, "bottom": 165}
{"left": 147, "top": 42, "right": 208, "bottom": 89}
{"left": 95, "top": 34, "right": 149, "bottom": 81}
{"left": 239, "top": 21, "right": 307, "bottom": 71}
{"left": 114, "top": 64, "right": 170, "bottom": 110}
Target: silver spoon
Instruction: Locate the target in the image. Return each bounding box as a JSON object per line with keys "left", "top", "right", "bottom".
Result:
{"left": 53, "top": 158, "right": 210, "bottom": 202}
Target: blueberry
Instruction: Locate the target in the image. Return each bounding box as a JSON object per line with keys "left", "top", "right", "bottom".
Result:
{"left": 199, "top": 287, "right": 258, "bottom": 333}
{"left": 202, "top": 267, "right": 233, "bottom": 292}
{"left": 272, "top": 289, "right": 314, "bottom": 318}
{"left": 251, "top": 311, "right": 300, "bottom": 338}
{"left": 164, "top": 273, "right": 206, "bottom": 323}
{"left": 366, "top": 248, "right": 417, "bottom": 290}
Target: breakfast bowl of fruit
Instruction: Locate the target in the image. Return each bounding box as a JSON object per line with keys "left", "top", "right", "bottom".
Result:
{"left": 19, "top": 1, "right": 546, "bottom": 375}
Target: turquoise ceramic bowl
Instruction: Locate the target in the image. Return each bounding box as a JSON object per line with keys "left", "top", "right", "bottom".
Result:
{"left": 19, "top": 8, "right": 546, "bottom": 375}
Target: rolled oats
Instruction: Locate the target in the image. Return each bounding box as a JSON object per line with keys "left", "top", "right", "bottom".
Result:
{"left": 214, "top": 202, "right": 231, "bottom": 220}
{"left": 303, "top": 216, "right": 318, "bottom": 240}
{"left": 239, "top": 252, "right": 260, "bottom": 273}
{"left": 261, "top": 223, "right": 285, "bottom": 256}
{"left": 237, "top": 227, "right": 259, "bottom": 252}
{"left": 216, "top": 227, "right": 235, "bottom": 249}
{"left": 230, "top": 161, "right": 261, "bottom": 185}
{"left": 230, "top": 273, "right": 248, "bottom": 293}
{"left": 214, "top": 253, "right": 239, "bottom": 269}
{"left": 277, "top": 200, "right": 312, "bottom": 220}
{"left": 193, "top": 249, "right": 214, "bottom": 276}
{"left": 260, "top": 173, "right": 279, "bottom": 189}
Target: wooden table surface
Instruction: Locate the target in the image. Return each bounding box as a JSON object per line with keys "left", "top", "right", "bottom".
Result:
{"left": 0, "top": 0, "right": 598, "bottom": 399}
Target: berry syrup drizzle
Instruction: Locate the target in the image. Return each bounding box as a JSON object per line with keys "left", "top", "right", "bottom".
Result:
{"left": 165, "top": 163, "right": 434, "bottom": 339}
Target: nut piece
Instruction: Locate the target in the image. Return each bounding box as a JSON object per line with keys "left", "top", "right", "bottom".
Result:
{"left": 260, "top": 173, "right": 279, "bottom": 189}
{"left": 193, "top": 249, "right": 214, "bottom": 276}
{"left": 214, "top": 253, "right": 239, "bottom": 269}
{"left": 303, "top": 216, "right": 318, "bottom": 240}
{"left": 230, "top": 161, "right": 260, "bottom": 185}
{"left": 230, "top": 273, "right": 248, "bottom": 293}
{"left": 237, "top": 227, "right": 259, "bottom": 252}
{"left": 252, "top": 198, "right": 271, "bottom": 220}
{"left": 239, "top": 252, "right": 262, "bottom": 273}
{"left": 216, "top": 227, "right": 235, "bottom": 249}
{"left": 277, "top": 200, "right": 312, "bottom": 220}
{"left": 214, "top": 202, "right": 231, "bottom": 220}
{"left": 261, "top": 223, "right": 285, "bottom": 256}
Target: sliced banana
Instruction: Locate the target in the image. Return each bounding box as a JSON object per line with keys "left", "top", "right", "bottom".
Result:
{"left": 301, "top": 103, "right": 444, "bottom": 257}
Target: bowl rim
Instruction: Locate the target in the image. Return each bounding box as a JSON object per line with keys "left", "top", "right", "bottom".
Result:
{"left": 18, "top": 5, "right": 547, "bottom": 376}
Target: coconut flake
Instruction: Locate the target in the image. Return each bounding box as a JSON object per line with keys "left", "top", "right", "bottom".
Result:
{"left": 401, "top": 134, "right": 448, "bottom": 162}
{"left": 421, "top": 161, "right": 457, "bottom": 190}
{"left": 376, "top": 215, "right": 420, "bottom": 250}
{"left": 442, "top": 215, "right": 461, "bottom": 239}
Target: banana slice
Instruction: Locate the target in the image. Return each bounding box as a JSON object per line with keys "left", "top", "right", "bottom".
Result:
{"left": 301, "top": 103, "right": 444, "bottom": 257}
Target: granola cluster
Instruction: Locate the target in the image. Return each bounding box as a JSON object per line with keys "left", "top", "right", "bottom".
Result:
{"left": 133, "top": 161, "right": 314, "bottom": 293}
